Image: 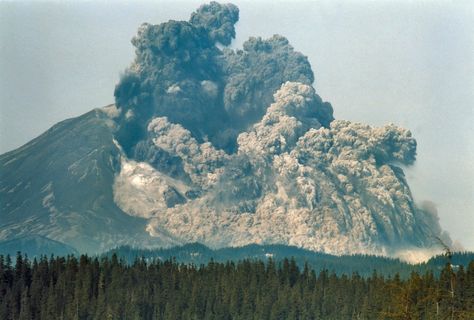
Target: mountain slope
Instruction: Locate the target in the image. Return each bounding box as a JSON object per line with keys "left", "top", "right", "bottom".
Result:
{"left": 0, "top": 108, "right": 178, "bottom": 253}
{"left": 0, "top": 235, "right": 78, "bottom": 257}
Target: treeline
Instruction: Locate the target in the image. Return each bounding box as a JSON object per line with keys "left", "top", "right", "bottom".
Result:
{"left": 105, "top": 243, "right": 474, "bottom": 278}
{"left": 1, "top": 254, "right": 473, "bottom": 320}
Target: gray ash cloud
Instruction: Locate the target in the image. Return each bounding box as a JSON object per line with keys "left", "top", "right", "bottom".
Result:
{"left": 190, "top": 2, "right": 239, "bottom": 46}
{"left": 113, "top": 1, "right": 332, "bottom": 154}
{"left": 111, "top": 2, "right": 449, "bottom": 259}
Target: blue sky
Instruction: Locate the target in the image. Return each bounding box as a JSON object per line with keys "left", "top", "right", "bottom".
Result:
{"left": 1, "top": 0, "right": 473, "bottom": 249}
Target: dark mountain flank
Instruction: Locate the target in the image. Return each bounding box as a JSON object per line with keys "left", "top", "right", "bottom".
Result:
{"left": 0, "top": 109, "right": 178, "bottom": 253}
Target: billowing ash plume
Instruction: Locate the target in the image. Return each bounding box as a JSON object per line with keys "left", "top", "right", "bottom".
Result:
{"left": 113, "top": 1, "right": 328, "bottom": 154}
{"left": 190, "top": 1, "right": 239, "bottom": 45}
{"left": 111, "top": 2, "right": 449, "bottom": 257}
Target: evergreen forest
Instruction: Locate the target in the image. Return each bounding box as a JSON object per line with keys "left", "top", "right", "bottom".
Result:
{"left": 1, "top": 253, "right": 474, "bottom": 319}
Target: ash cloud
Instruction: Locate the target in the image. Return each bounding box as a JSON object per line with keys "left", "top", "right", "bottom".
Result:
{"left": 222, "top": 35, "right": 317, "bottom": 127}
{"left": 111, "top": 2, "right": 449, "bottom": 256}
{"left": 190, "top": 1, "right": 239, "bottom": 46}
{"left": 113, "top": 1, "right": 330, "bottom": 154}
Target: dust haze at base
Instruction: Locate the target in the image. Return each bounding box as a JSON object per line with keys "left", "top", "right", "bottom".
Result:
{"left": 0, "top": 2, "right": 451, "bottom": 260}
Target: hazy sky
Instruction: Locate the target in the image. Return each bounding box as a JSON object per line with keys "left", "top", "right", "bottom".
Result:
{"left": 1, "top": 0, "right": 473, "bottom": 249}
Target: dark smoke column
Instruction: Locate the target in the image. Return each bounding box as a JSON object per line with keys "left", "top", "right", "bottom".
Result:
{"left": 190, "top": 1, "right": 239, "bottom": 45}
{"left": 113, "top": 2, "right": 240, "bottom": 154}
{"left": 113, "top": 1, "right": 330, "bottom": 155}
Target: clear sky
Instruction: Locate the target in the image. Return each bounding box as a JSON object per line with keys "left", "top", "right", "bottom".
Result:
{"left": 1, "top": 0, "right": 473, "bottom": 249}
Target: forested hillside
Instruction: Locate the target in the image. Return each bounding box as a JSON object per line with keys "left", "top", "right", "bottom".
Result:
{"left": 1, "top": 253, "right": 473, "bottom": 319}
{"left": 105, "top": 243, "right": 474, "bottom": 278}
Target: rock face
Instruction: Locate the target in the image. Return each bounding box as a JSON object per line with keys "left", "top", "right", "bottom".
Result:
{"left": 0, "top": 2, "right": 450, "bottom": 257}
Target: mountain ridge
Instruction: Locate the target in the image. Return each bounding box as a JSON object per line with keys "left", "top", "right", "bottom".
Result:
{"left": 104, "top": 242, "right": 474, "bottom": 278}
{"left": 0, "top": 109, "right": 179, "bottom": 253}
